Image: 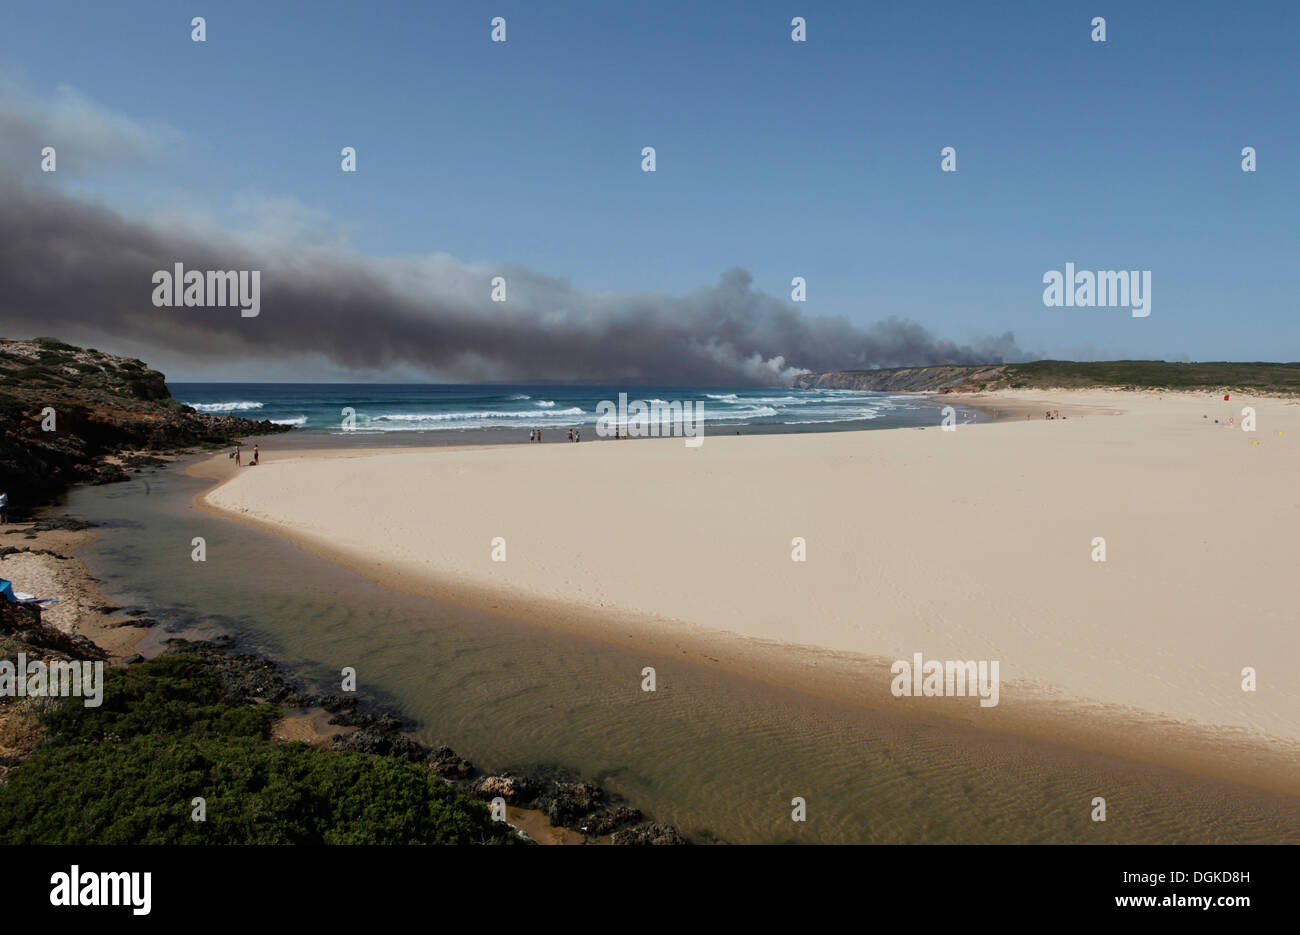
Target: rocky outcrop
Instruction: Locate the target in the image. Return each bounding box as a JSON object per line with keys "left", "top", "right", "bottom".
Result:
{"left": 581, "top": 805, "right": 642, "bottom": 834}
{"left": 163, "top": 637, "right": 320, "bottom": 707}
{"left": 0, "top": 337, "right": 289, "bottom": 516}
{"left": 330, "top": 723, "right": 431, "bottom": 762}
{"left": 428, "top": 745, "right": 476, "bottom": 780}
{"left": 610, "top": 822, "right": 689, "bottom": 845}
{"left": 469, "top": 768, "right": 681, "bottom": 842}
{"left": 0, "top": 599, "right": 108, "bottom": 665}
{"left": 472, "top": 771, "right": 542, "bottom": 804}
{"left": 539, "top": 780, "right": 604, "bottom": 825}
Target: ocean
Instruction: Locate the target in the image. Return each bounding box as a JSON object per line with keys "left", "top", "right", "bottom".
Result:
{"left": 167, "top": 383, "right": 983, "bottom": 437}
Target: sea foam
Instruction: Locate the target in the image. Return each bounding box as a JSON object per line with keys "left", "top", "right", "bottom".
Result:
{"left": 185, "top": 401, "right": 264, "bottom": 412}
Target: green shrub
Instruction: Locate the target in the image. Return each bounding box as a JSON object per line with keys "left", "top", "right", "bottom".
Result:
{"left": 0, "top": 656, "right": 520, "bottom": 845}
{"left": 2, "top": 366, "right": 60, "bottom": 384}
{"left": 0, "top": 392, "right": 29, "bottom": 421}
{"left": 33, "top": 337, "right": 77, "bottom": 351}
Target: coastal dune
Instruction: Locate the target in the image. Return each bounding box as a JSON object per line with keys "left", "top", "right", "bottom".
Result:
{"left": 200, "top": 390, "right": 1300, "bottom": 785}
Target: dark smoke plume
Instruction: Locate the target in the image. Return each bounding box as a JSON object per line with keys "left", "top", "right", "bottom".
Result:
{"left": 0, "top": 181, "right": 1027, "bottom": 384}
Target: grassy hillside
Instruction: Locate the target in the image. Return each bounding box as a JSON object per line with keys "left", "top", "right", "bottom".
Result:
{"left": 794, "top": 361, "right": 1300, "bottom": 395}
{"left": 1003, "top": 360, "right": 1300, "bottom": 392}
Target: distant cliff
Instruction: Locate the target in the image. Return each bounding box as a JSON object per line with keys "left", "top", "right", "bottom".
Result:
{"left": 794, "top": 361, "right": 1300, "bottom": 395}
{"left": 0, "top": 337, "right": 288, "bottom": 516}
{"left": 794, "top": 365, "right": 1010, "bottom": 393}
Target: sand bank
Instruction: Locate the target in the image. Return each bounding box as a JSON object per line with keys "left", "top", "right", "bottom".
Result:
{"left": 197, "top": 389, "right": 1300, "bottom": 792}
{"left": 0, "top": 524, "right": 153, "bottom": 660}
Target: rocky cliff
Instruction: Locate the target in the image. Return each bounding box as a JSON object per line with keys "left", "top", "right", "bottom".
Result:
{"left": 793, "top": 365, "right": 1010, "bottom": 393}
{"left": 0, "top": 337, "right": 288, "bottom": 516}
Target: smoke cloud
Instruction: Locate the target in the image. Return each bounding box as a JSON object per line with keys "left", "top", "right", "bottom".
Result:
{"left": 0, "top": 180, "right": 1030, "bottom": 385}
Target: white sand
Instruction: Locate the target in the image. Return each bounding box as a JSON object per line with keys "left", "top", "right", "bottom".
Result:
{"left": 201, "top": 390, "right": 1300, "bottom": 753}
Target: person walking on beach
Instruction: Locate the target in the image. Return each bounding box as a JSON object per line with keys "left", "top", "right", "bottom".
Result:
{"left": 0, "top": 490, "right": 8, "bottom": 525}
{"left": 537, "top": 429, "right": 542, "bottom": 443}
{"left": 529, "top": 430, "right": 535, "bottom": 443}
{"left": 575, "top": 429, "right": 580, "bottom": 443}
{"left": 251, "top": 444, "right": 260, "bottom": 465}
{"left": 234, "top": 446, "right": 241, "bottom": 466}
{"left": 567, "top": 428, "right": 573, "bottom": 442}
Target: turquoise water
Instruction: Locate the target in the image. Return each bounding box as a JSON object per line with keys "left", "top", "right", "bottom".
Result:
{"left": 62, "top": 461, "right": 1300, "bottom": 844}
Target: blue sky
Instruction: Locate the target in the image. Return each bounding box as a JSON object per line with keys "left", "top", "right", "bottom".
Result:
{"left": 1, "top": 0, "right": 1296, "bottom": 374}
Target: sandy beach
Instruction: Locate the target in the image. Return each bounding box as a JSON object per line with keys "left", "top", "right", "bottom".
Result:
{"left": 0, "top": 525, "right": 154, "bottom": 660}
{"left": 197, "top": 389, "right": 1300, "bottom": 792}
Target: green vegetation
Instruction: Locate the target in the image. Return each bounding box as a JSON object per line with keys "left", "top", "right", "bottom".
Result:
{"left": 799, "top": 360, "right": 1300, "bottom": 395}
{"left": 0, "top": 391, "right": 29, "bottom": 422}
{"left": 33, "top": 337, "right": 77, "bottom": 352}
{"left": 1003, "top": 360, "right": 1300, "bottom": 394}
{"left": 2, "top": 365, "right": 64, "bottom": 385}
{"left": 0, "top": 656, "right": 521, "bottom": 845}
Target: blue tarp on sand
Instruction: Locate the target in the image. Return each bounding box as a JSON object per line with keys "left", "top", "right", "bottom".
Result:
{"left": 0, "top": 579, "right": 15, "bottom": 602}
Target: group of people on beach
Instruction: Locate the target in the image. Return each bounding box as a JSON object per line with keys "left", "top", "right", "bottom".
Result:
{"left": 528, "top": 428, "right": 602, "bottom": 443}
{"left": 233, "top": 444, "right": 260, "bottom": 466}
{"left": 528, "top": 427, "right": 640, "bottom": 442}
